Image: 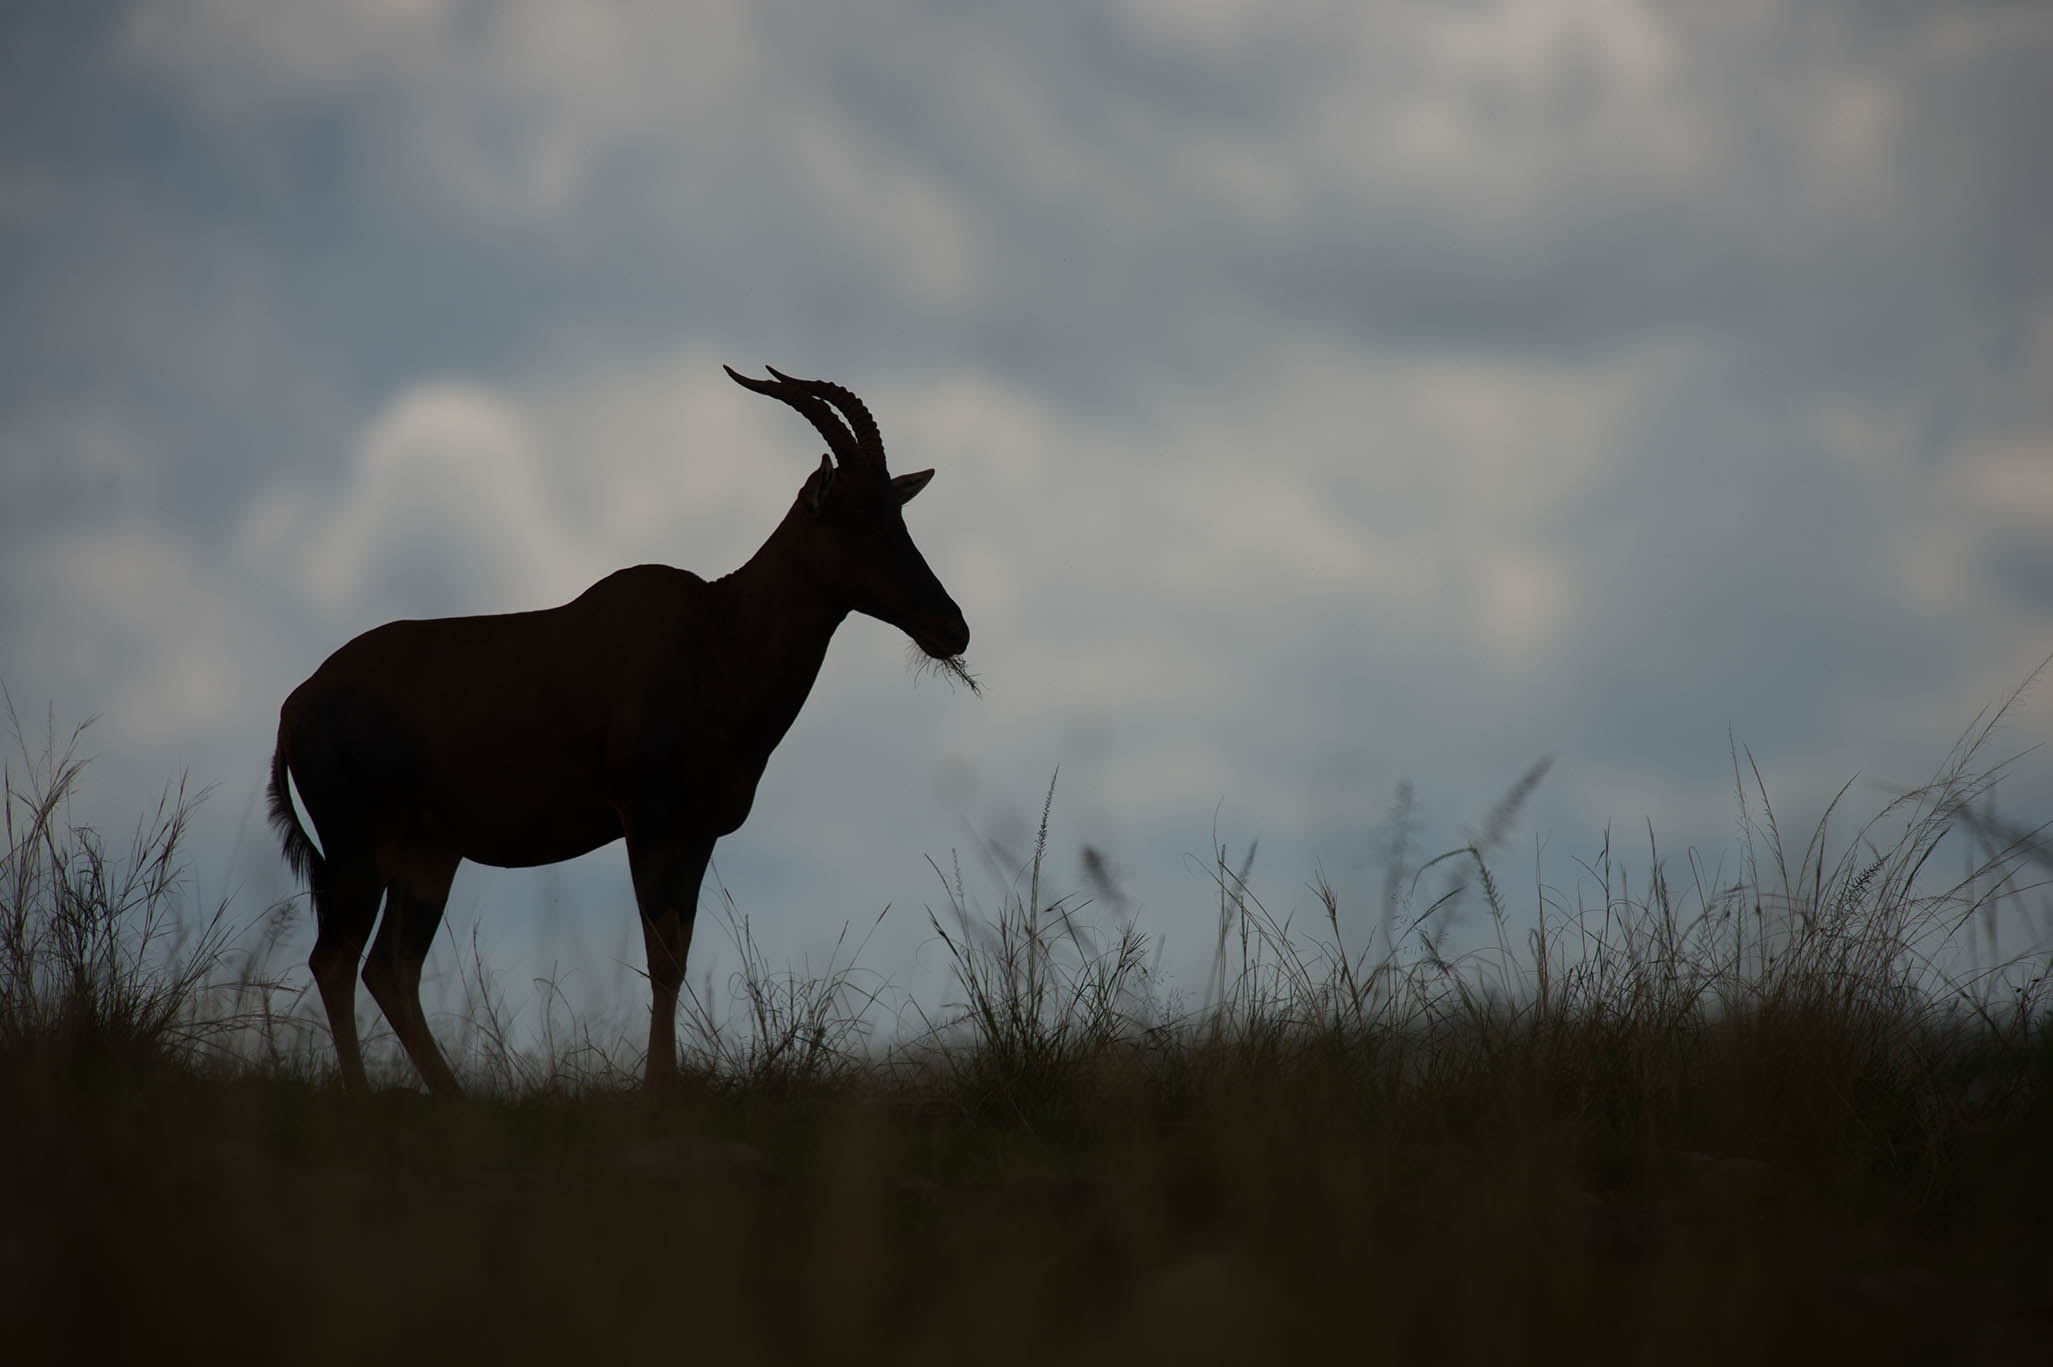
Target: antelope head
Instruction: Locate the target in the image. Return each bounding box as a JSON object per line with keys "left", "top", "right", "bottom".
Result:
{"left": 727, "top": 366, "right": 972, "bottom": 666}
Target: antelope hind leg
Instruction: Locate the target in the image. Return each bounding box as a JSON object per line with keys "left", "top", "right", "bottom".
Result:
{"left": 306, "top": 852, "right": 383, "bottom": 1094}
{"left": 360, "top": 850, "right": 464, "bottom": 1097}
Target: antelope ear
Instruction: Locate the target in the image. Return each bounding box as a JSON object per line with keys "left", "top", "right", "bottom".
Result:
{"left": 803, "top": 452, "right": 835, "bottom": 511}
{"left": 892, "top": 468, "right": 935, "bottom": 504}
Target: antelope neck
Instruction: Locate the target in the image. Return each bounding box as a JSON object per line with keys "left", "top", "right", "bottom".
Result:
{"left": 707, "top": 510, "right": 851, "bottom": 712}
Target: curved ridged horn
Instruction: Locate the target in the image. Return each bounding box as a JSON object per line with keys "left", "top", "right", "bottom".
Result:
{"left": 724, "top": 365, "right": 862, "bottom": 469}
{"left": 766, "top": 366, "right": 886, "bottom": 471}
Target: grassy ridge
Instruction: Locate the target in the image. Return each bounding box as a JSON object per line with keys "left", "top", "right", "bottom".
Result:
{"left": 5, "top": 703, "right": 2053, "bottom": 1363}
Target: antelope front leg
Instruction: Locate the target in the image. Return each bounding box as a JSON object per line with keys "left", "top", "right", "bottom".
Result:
{"left": 627, "top": 831, "right": 714, "bottom": 1089}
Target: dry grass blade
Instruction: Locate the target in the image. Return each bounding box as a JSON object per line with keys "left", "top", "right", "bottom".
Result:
{"left": 906, "top": 642, "right": 983, "bottom": 696}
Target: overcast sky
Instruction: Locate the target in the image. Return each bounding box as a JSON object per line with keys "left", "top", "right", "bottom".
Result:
{"left": 4, "top": 1, "right": 2050, "bottom": 1044}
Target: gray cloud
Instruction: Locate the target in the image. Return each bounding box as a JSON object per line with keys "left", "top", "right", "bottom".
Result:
{"left": 4, "top": 0, "right": 2049, "bottom": 1023}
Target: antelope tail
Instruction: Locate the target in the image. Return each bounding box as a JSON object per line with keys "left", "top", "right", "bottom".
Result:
{"left": 267, "top": 724, "right": 323, "bottom": 886}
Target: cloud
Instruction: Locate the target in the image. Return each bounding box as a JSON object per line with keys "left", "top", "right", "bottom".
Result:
{"left": 9, "top": 519, "right": 258, "bottom": 751}
{"left": 202, "top": 316, "right": 2052, "bottom": 906}
{"left": 1, "top": 405, "right": 163, "bottom": 532}
{"left": 238, "top": 382, "right": 578, "bottom": 623}
{"left": 202, "top": 328, "right": 1692, "bottom": 854}
{"left": 2, "top": 0, "right": 2047, "bottom": 1023}
{"left": 111, "top": 0, "right": 2053, "bottom": 423}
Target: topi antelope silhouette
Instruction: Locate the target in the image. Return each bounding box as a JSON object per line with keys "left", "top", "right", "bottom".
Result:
{"left": 268, "top": 366, "right": 971, "bottom": 1095}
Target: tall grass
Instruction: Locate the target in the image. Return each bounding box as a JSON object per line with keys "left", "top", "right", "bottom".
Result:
{"left": 850, "top": 676, "right": 2053, "bottom": 1274}
{"left": 916, "top": 772, "right": 1156, "bottom": 1123}
{"left": 6, "top": 679, "right": 2053, "bottom": 1362}
{"left": 11, "top": 684, "right": 2042, "bottom": 1120}
{"left": 677, "top": 888, "right": 896, "bottom": 1090}
{"left": 1, "top": 703, "right": 241, "bottom": 1080}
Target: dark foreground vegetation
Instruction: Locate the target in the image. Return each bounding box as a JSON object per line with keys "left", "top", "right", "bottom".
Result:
{"left": 6, "top": 694, "right": 2053, "bottom": 1364}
